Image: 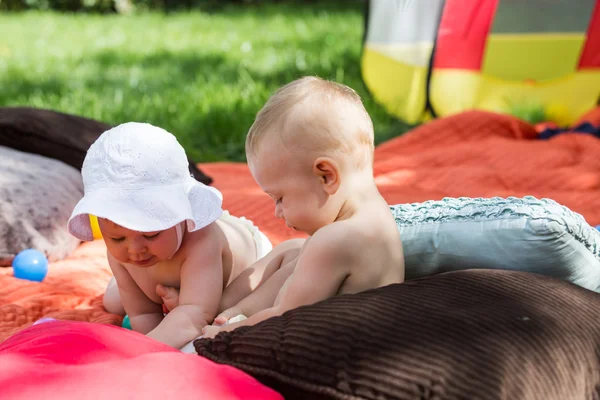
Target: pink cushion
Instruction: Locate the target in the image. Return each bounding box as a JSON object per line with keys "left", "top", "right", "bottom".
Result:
{"left": 0, "top": 320, "right": 282, "bottom": 400}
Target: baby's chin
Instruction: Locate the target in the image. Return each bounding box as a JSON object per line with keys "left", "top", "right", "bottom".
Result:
{"left": 126, "top": 256, "right": 158, "bottom": 268}
{"left": 286, "top": 223, "right": 300, "bottom": 232}
{"left": 291, "top": 225, "right": 315, "bottom": 236}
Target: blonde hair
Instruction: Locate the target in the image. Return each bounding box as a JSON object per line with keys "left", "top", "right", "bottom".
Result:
{"left": 246, "top": 76, "right": 375, "bottom": 169}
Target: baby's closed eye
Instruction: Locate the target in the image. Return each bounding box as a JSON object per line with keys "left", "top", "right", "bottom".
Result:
{"left": 143, "top": 232, "right": 161, "bottom": 240}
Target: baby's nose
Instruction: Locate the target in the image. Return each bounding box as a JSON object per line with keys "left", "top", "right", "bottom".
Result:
{"left": 128, "top": 240, "right": 147, "bottom": 254}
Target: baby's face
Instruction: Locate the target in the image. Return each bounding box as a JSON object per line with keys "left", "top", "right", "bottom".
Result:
{"left": 249, "top": 144, "right": 334, "bottom": 236}
{"left": 98, "top": 219, "right": 179, "bottom": 268}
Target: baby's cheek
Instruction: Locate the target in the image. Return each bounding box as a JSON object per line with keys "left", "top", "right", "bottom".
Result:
{"left": 109, "top": 250, "right": 124, "bottom": 263}
{"left": 153, "top": 238, "right": 177, "bottom": 259}
{"left": 104, "top": 241, "right": 127, "bottom": 263}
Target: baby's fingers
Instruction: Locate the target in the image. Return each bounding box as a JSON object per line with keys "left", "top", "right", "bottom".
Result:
{"left": 202, "top": 325, "right": 221, "bottom": 339}
{"left": 156, "top": 284, "right": 180, "bottom": 312}
{"left": 214, "top": 307, "right": 244, "bottom": 325}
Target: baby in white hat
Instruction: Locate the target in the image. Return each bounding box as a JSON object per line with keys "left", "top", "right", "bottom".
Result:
{"left": 68, "top": 122, "right": 298, "bottom": 349}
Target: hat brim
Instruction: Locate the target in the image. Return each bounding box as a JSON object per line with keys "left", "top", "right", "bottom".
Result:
{"left": 68, "top": 179, "right": 223, "bottom": 241}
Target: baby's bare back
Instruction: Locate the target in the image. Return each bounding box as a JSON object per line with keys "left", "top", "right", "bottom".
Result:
{"left": 274, "top": 203, "right": 404, "bottom": 307}
{"left": 335, "top": 206, "right": 404, "bottom": 295}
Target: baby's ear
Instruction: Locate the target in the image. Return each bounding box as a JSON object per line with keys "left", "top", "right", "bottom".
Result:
{"left": 313, "top": 157, "right": 340, "bottom": 195}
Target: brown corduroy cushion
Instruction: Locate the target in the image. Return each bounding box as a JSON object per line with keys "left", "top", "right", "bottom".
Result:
{"left": 195, "top": 269, "right": 600, "bottom": 400}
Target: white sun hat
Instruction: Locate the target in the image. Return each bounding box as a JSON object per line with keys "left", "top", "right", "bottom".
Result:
{"left": 68, "top": 122, "right": 223, "bottom": 241}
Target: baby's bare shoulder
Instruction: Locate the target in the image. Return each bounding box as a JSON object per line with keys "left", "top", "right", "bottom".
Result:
{"left": 317, "top": 211, "right": 399, "bottom": 254}
{"left": 181, "top": 223, "right": 223, "bottom": 260}
{"left": 312, "top": 221, "right": 354, "bottom": 244}
{"left": 316, "top": 214, "right": 387, "bottom": 242}
{"left": 309, "top": 220, "right": 368, "bottom": 258}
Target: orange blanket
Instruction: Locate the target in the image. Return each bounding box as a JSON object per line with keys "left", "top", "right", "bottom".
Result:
{"left": 1, "top": 109, "right": 599, "bottom": 342}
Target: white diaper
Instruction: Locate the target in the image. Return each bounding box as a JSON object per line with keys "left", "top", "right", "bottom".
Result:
{"left": 219, "top": 210, "right": 273, "bottom": 259}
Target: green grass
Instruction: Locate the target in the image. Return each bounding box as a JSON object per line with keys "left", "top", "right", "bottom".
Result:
{"left": 0, "top": 3, "right": 410, "bottom": 162}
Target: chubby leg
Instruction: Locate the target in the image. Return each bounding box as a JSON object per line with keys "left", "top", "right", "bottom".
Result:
{"left": 103, "top": 277, "right": 126, "bottom": 315}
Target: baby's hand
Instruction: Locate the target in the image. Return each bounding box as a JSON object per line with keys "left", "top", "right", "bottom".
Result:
{"left": 213, "top": 306, "right": 244, "bottom": 326}
{"left": 213, "top": 314, "right": 228, "bottom": 326}
{"left": 156, "top": 284, "right": 180, "bottom": 312}
{"left": 201, "top": 324, "right": 222, "bottom": 339}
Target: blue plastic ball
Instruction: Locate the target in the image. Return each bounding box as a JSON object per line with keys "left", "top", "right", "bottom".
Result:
{"left": 12, "top": 249, "right": 48, "bottom": 282}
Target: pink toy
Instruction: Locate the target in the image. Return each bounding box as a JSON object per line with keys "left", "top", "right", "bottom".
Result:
{"left": 0, "top": 321, "right": 282, "bottom": 400}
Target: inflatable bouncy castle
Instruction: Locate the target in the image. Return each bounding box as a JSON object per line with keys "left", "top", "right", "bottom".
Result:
{"left": 361, "top": 0, "right": 600, "bottom": 125}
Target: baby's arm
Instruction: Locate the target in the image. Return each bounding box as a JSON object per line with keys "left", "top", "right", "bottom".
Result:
{"left": 203, "top": 232, "right": 349, "bottom": 337}
{"left": 214, "top": 257, "right": 297, "bottom": 325}
{"left": 107, "top": 253, "right": 163, "bottom": 333}
{"left": 217, "top": 239, "right": 303, "bottom": 312}
{"left": 146, "top": 232, "right": 223, "bottom": 348}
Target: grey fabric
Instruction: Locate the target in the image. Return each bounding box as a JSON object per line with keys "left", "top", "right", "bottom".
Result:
{"left": 0, "top": 146, "right": 82, "bottom": 266}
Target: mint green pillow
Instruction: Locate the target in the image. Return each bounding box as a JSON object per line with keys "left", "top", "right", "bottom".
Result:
{"left": 391, "top": 196, "right": 600, "bottom": 292}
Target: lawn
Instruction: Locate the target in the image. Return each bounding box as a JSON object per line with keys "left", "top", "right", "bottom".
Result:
{"left": 0, "top": 2, "right": 410, "bottom": 162}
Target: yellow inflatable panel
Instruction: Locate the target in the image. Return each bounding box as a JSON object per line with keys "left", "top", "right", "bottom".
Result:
{"left": 361, "top": 47, "right": 429, "bottom": 125}
{"left": 430, "top": 69, "right": 600, "bottom": 125}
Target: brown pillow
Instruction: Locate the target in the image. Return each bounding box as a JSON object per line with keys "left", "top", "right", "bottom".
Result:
{"left": 195, "top": 269, "right": 600, "bottom": 400}
{"left": 0, "top": 107, "right": 212, "bottom": 185}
